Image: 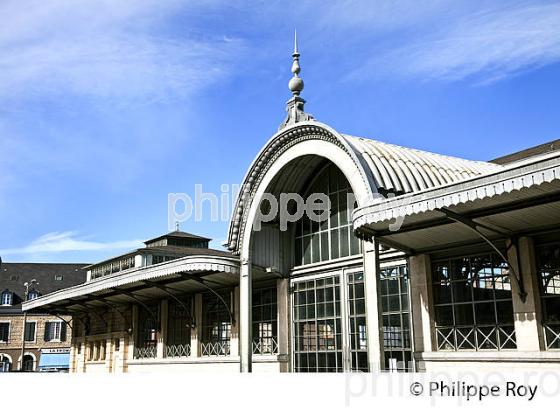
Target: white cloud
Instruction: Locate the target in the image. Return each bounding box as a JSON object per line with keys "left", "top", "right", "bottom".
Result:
{"left": 314, "top": 0, "right": 452, "bottom": 31}
{"left": 350, "top": 2, "right": 560, "bottom": 84}
{"left": 0, "top": 231, "right": 142, "bottom": 256}
{"left": 0, "top": 0, "right": 243, "bottom": 102}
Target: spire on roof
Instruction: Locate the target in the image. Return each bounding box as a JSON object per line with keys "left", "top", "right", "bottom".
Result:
{"left": 279, "top": 30, "right": 314, "bottom": 130}
{"left": 288, "top": 29, "right": 303, "bottom": 96}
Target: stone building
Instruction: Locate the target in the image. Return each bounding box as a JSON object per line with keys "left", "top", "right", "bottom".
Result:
{"left": 0, "top": 262, "right": 87, "bottom": 371}
{"left": 23, "top": 38, "right": 560, "bottom": 373}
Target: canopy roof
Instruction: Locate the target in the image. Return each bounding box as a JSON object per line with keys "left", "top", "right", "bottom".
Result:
{"left": 23, "top": 255, "right": 266, "bottom": 314}
{"left": 354, "top": 149, "right": 560, "bottom": 253}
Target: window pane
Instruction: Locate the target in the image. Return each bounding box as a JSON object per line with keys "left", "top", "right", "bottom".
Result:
{"left": 330, "top": 229, "right": 339, "bottom": 260}
{"left": 433, "top": 281, "right": 452, "bottom": 304}
{"left": 303, "top": 236, "right": 312, "bottom": 265}
{"left": 435, "top": 306, "right": 454, "bottom": 326}
{"left": 340, "top": 227, "right": 349, "bottom": 258}
{"left": 495, "top": 301, "right": 514, "bottom": 324}
{"left": 452, "top": 281, "right": 472, "bottom": 303}
{"left": 311, "top": 233, "right": 320, "bottom": 264}
{"left": 474, "top": 302, "right": 496, "bottom": 325}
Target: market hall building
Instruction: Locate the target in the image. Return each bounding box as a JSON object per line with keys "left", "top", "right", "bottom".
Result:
{"left": 23, "top": 40, "right": 560, "bottom": 373}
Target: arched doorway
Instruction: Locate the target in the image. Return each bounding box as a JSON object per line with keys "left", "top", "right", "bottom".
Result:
{"left": 246, "top": 157, "right": 370, "bottom": 372}
{"left": 22, "top": 354, "right": 35, "bottom": 372}
{"left": 229, "top": 122, "right": 382, "bottom": 373}
{"left": 0, "top": 355, "right": 11, "bottom": 372}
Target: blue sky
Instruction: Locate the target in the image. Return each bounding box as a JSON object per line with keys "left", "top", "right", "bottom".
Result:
{"left": 1, "top": 0, "right": 559, "bottom": 263}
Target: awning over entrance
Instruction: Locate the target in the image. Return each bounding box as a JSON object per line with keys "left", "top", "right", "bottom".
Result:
{"left": 353, "top": 150, "right": 560, "bottom": 254}
{"left": 39, "top": 352, "right": 70, "bottom": 371}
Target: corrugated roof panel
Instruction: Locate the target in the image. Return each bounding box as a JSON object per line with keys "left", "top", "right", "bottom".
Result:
{"left": 343, "top": 134, "right": 501, "bottom": 194}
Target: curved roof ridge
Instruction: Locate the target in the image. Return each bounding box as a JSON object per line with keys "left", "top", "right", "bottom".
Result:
{"left": 342, "top": 133, "right": 502, "bottom": 194}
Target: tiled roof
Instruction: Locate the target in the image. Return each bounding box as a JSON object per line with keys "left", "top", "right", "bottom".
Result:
{"left": 0, "top": 263, "right": 87, "bottom": 310}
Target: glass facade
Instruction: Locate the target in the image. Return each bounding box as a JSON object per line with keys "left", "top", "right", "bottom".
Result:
{"left": 536, "top": 243, "right": 560, "bottom": 349}
{"left": 202, "top": 291, "right": 232, "bottom": 356}
{"left": 134, "top": 304, "right": 159, "bottom": 359}
{"left": 293, "top": 272, "right": 369, "bottom": 372}
{"left": 294, "top": 164, "right": 361, "bottom": 266}
{"left": 379, "top": 265, "right": 413, "bottom": 371}
{"left": 347, "top": 272, "right": 368, "bottom": 371}
{"left": 252, "top": 287, "right": 278, "bottom": 355}
{"left": 293, "top": 276, "right": 343, "bottom": 372}
{"left": 166, "top": 296, "right": 193, "bottom": 357}
{"left": 432, "top": 253, "right": 516, "bottom": 351}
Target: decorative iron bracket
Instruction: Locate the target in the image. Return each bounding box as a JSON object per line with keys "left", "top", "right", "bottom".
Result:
{"left": 184, "top": 274, "right": 235, "bottom": 326}
{"left": 89, "top": 296, "right": 133, "bottom": 335}
{"left": 49, "top": 311, "right": 74, "bottom": 331}
{"left": 115, "top": 289, "right": 160, "bottom": 329}
{"left": 142, "top": 280, "right": 195, "bottom": 328}
{"left": 440, "top": 208, "right": 527, "bottom": 302}
{"left": 75, "top": 302, "right": 109, "bottom": 327}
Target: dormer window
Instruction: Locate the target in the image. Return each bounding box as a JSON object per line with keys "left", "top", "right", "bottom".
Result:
{"left": 27, "top": 290, "right": 39, "bottom": 301}
{"left": 1, "top": 291, "right": 13, "bottom": 306}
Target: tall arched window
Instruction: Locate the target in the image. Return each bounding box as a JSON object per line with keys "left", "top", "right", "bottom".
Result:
{"left": 294, "top": 163, "right": 362, "bottom": 266}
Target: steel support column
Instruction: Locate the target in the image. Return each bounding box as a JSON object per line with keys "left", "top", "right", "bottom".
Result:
{"left": 363, "top": 239, "right": 383, "bottom": 371}
{"left": 239, "top": 257, "right": 252, "bottom": 372}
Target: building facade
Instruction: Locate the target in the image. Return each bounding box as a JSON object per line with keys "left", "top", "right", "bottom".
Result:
{"left": 0, "top": 263, "right": 87, "bottom": 371}
{"left": 23, "top": 41, "right": 560, "bottom": 373}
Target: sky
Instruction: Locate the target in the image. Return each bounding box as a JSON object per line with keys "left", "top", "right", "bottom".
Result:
{"left": 1, "top": 0, "right": 559, "bottom": 263}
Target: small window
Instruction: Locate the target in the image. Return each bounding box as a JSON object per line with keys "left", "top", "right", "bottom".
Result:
{"left": 1, "top": 291, "right": 12, "bottom": 306}
{"left": 27, "top": 291, "right": 39, "bottom": 301}
{"left": 54, "top": 275, "right": 63, "bottom": 281}
{"left": 44, "top": 321, "right": 66, "bottom": 342}
{"left": 0, "top": 323, "right": 9, "bottom": 342}
{"left": 24, "top": 322, "right": 36, "bottom": 342}
{"left": 9, "top": 275, "right": 18, "bottom": 281}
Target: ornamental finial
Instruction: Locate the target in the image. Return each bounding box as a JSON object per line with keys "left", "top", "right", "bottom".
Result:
{"left": 279, "top": 30, "right": 314, "bottom": 130}
{"left": 288, "top": 29, "right": 304, "bottom": 96}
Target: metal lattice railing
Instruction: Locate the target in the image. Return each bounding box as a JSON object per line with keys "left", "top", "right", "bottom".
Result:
{"left": 166, "top": 344, "right": 191, "bottom": 358}
{"left": 201, "top": 341, "right": 230, "bottom": 356}
{"left": 544, "top": 324, "right": 560, "bottom": 349}
{"left": 436, "top": 326, "right": 516, "bottom": 351}
{"left": 252, "top": 338, "right": 279, "bottom": 355}
{"left": 134, "top": 346, "right": 157, "bottom": 359}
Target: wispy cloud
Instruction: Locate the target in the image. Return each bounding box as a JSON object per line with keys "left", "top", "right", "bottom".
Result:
{"left": 346, "top": 2, "right": 560, "bottom": 84}
{"left": 0, "top": 231, "right": 142, "bottom": 256}
{"left": 0, "top": 0, "right": 243, "bottom": 102}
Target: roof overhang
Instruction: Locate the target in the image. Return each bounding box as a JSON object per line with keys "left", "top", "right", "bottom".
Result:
{"left": 354, "top": 151, "right": 560, "bottom": 254}
{"left": 22, "top": 255, "right": 264, "bottom": 314}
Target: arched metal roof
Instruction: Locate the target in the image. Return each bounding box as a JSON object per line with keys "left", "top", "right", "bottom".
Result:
{"left": 226, "top": 121, "right": 502, "bottom": 252}
{"left": 343, "top": 135, "right": 502, "bottom": 195}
